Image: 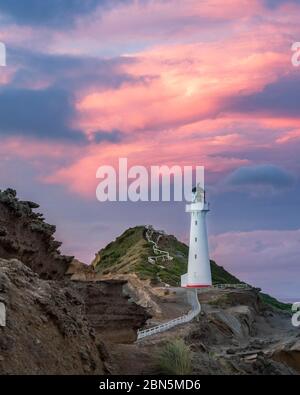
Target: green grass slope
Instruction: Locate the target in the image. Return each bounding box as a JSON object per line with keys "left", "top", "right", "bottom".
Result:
{"left": 92, "top": 226, "right": 290, "bottom": 311}
{"left": 92, "top": 226, "right": 240, "bottom": 286}
{"left": 259, "top": 293, "right": 291, "bottom": 312}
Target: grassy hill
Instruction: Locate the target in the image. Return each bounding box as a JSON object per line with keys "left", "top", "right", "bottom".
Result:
{"left": 93, "top": 226, "right": 244, "bottom": 286}
{"left": 92, "top": 226, "right": 291, "bottom": 311}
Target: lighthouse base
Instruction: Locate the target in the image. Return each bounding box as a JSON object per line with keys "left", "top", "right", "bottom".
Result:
{"left": 183, "top": 284, "right": 212, "bottom": 288}
{"left": 181, "top": 273, "right": 212, "bottom": 289}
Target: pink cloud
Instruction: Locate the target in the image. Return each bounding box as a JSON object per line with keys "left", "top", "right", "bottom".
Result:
{"left": 3, "top": 0, "right": 300, "bottom": 200}
{"left": 48, "top": 0, "right": 262, "bottom": 55}
{"left": 45, "top": 125, "right": 253, "bottom": 198}
{"left": 276, "top": 129, "right": 300, "bottom": 144}
{"left": 0, "top": 137, "right": 78, "bottom": 160}
{"left": 0, "top": 67, "right": 15, "bottom": 85}
{"left": 75, "top": 26, "right": 289, "bottom": 136}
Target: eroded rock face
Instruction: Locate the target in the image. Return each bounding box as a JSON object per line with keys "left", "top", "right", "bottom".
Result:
{"left": 0, "top": 258, "right": 105, "bottom": 374}
{"left": 0, "top": 189, "right": 73, "bottom": 280}
{"left": 72, "top": 280, "right": 151, "bottom": 344}
{"left": 177, "top": 289, "right": 298, "bottom": 375}
{"left": 0, "top": 258, "right": 151, "bottom": 374}
{"left": 270, "top": 337, "right": 300, "bottom": 373}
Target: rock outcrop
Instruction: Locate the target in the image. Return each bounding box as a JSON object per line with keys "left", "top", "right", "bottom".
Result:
{"left": 270, "top": 337, "right": 300, "bottom": 373}
{"left": 0, "top": 189, "right": 73, "bottom": 280}
{"left": 72, "top": 280, "right": 151, "bottom": 343}
{"left": 0, "top": 258, "right": 150, "bottom": 374}
{"left": 0, "top": 190, "right": 296, "bottom": 375}
{"left": 184, "top": 289, "right": 299, "bottom": 374}
{"left": 0, "top": 258, "right": 105, "bottom": 374}
{"left": 110, "top": 288, "right": 298, "bottom": 375}
{"left": 0, "top": 190, "right": 153, "bottom": 374}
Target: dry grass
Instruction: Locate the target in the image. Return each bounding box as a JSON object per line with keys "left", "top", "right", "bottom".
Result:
{"left": 156, "top": 339, "right": 192, "bottom": 375}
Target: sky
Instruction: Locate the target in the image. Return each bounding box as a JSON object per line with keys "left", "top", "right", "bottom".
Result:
{"left": 0, "top": 0, "right": 299, "bottom": 301}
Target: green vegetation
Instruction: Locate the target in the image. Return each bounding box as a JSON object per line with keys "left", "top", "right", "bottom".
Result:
{"left": 156, "top": 339, "right": 192, "bottom": 375}
{"left": 260, "top": 293, "right": 292, "bottom": 312}
{"left": 93, "top": 226, "right": 152, "bottom": 274}
{"left": 94, "top": 225, "right": 241, "bottom": 286}
{"left": 210, "top": 261, "right": 241, "bottom": 285}
{"left": 93, "top": 225, "right": 291, "bottom": 311}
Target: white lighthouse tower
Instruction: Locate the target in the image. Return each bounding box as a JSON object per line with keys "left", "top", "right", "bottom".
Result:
{"left": 181, "top": 184, "right": 212, "bottom": 288}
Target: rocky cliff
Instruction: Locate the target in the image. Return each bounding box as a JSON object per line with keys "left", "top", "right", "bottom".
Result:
{"left": 0, "top": 189, "right": 73, "bottom": 280}
{"left": 72, "top": 280, "right": 151, "bottom": 344}
{"left": 0, "top": 258, "right": 105, "bottom": 374}
{"left": 0, "top": 258, "right": 149, "bottom": 374}
{"left": 0, "top": 190, "right": 296, "bottom": 375}
{"left": 109, "top": 287, "right": 299, "bottom": 375}
{"left": 0, "top": 190, "right": 150, "bottom": 374}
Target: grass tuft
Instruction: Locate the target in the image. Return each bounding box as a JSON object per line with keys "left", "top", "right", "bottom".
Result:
{"left": 156, "top": 339, "right": 192, "bottom": 375}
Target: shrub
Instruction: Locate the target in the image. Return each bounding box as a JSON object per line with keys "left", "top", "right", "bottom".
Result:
{"left": 156, "top": 339, "right": 192, "bottom": 375}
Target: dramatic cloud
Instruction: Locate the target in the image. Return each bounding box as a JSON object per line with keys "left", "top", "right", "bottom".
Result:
{"left": 93, "top": 129, "right": 124, "bottom": 143}
{"left": 76, "top": 35, "right": 288, "bottom": 135}
{"left": 0, "top": 0, "right": 128, "bottom": 27}
{"left": 10, "top": 48, "right": 138, "bottom": 91}
{"left": 225, "top": 164, "right": 295, "bottom": 190}
{"left": 0, "top": 0, "right": 300, "bottom": 299}
{"left": 0, "top": 88, "right": 85, "bottom": 141}
{"left": 227, "top": 74, "right": 300, "bottom": 118}
{"left": 264, "top": 0, "right": 300, "bottom": 8}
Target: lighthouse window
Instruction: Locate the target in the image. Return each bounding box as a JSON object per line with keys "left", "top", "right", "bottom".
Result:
{"left": 195, "top": 237, "right": 197, "bottom": 242}
{"left": 195, "top": 220, "right": 197, "bottom": 225}
{"left": 195, "top": 254, "right": 197, "bottom": 259}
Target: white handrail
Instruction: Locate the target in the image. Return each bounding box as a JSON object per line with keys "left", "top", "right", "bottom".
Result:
{"left": 145, "top": 225, "right": 173, "bottom": 264}
{"left": 137, "top": 289, "right": 200, "bottom": 340}
{"left": 137, "top": 226, "right": 251, "bottom": 341}
{"left": 213, "top": 283, "right": 252, "bottom": 290}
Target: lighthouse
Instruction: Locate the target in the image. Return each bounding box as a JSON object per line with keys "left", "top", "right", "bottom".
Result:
{"left": 181, "top": 184, "right": 212, "bottom": 288}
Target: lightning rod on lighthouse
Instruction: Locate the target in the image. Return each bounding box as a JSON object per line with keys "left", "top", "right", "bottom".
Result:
{"left": 181, "top": 184, "right": 212, "bottom": 288}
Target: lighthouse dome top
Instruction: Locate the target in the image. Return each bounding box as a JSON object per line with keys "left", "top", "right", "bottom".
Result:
{"left": 192, "top": 183, "right": 206, "bottom": 203}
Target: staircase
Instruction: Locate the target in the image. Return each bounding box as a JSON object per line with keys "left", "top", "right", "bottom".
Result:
{"left": 137, "top": 225, "right": 251, "bottom": 341}
{"left": 137, "top": 226, "right": 201, "bottom": 340}
{"left": 137, "top": 288, "right": 200, "bottom": 340}
{"left": 145, "top": 225, "right": 174, "bottom": 264}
